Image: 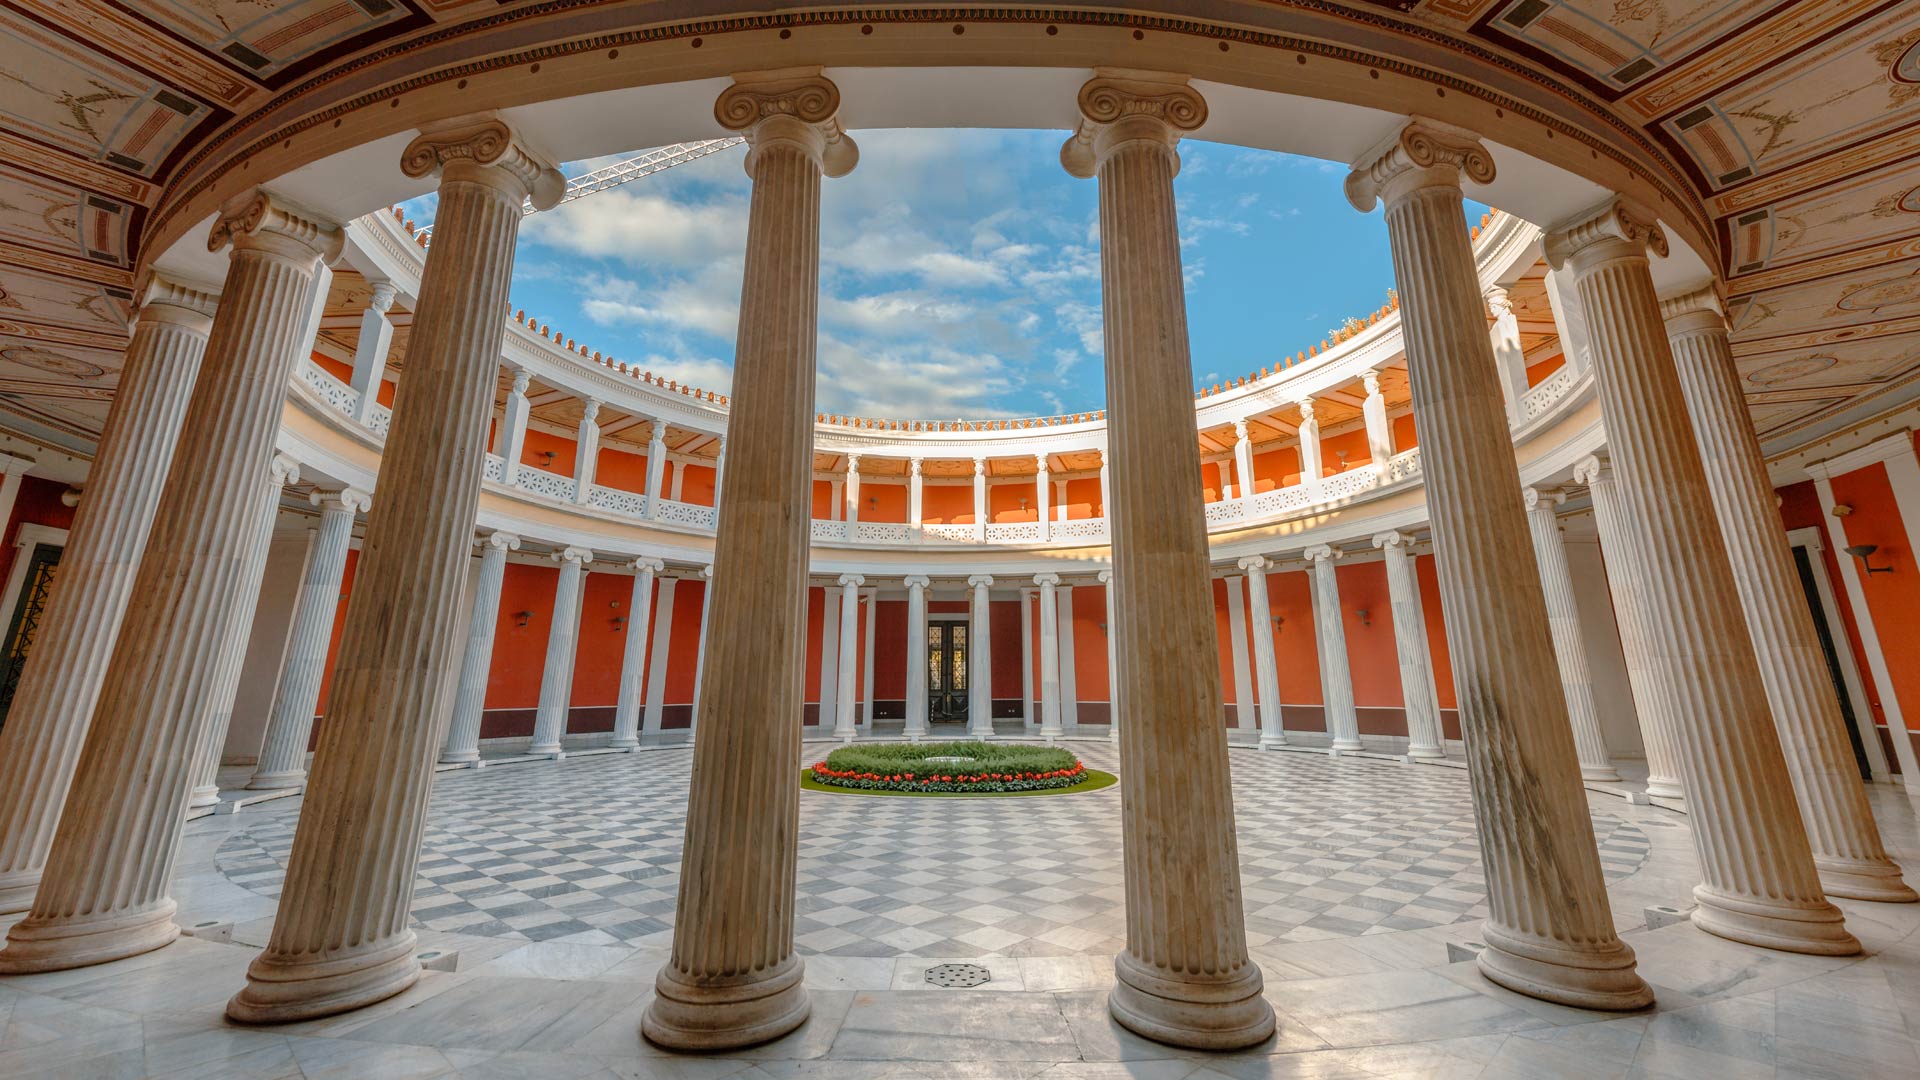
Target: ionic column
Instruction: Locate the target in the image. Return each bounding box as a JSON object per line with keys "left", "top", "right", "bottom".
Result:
{"left": 834, "top": 573, "right": 863, "bottom": 740}
{"left": 907, "top": 458, "right": 923, "bottom": 527}
{"left": 529, "top": 546, "right": 592, "bottom": 758}
{"left": 246, "top": 487, "right": 371, "bottom": 790}
{"left": 611, "top": 557, "right": 663, "bottom": 751}
{"left": 1098, "top": 449, "right": 1111, "bottom": 520}
{"left": 644, "top": 418, "right": 668, "bottom": 517}
{"left": 1371, "top": 532, "right": 1444, "bottom": 758}
{"left": 574, "top": 398, "right": 601, "bottom": 503}
{"left": 1296, "top": 397, "right": 1322, "bottom": 483}
{"left": 0, "top": 275, "right": 216, "bottom": 915}
{"left": 498, "top": 368, "right": 531, "bottom": 484}
{"left": 1486, "top": 285, "right": 1529, "bottom": 426}
{"left": 903, "top": 575, "right": 929, "bottom": 740}
{"left": 688, "top": 564, "right": 713, "bottom": 735}
{"left": 1238, "top": 557, "right": 1286, "bottom": 749}
{"left": 1348, "top": 122, "right": 1649, "bottom": 1007}
{"left": 1522, "top": 486, "right": 1620, "bottom": 782}
{"left": 1232, "top": 420, "right": 1255, "bottom": 505}
{"left": 643, "top": 71, "right": 855, "bottom": 1051}
{"left": 0, "top": 192, "right": 342, "bottom": 974}
{"left": 844, "top": 453, "right": 861, "bottom": 524}
{"left": 1035, "top": 573, "right": 1063, "bottom": 737}
{"left": 228, "top": 117, "right": 564, "bottom": 1020}
{"left": 972, "top": 457, "right": 988, "bottom": 541}
{"left": 349, "top": 281, "right": 396, "bottom": 424}
{"left": 1572, "top": 456, "right": 1686, "bottom": 798}
{"left": 1302, "top": 545, "right": 1362, "bottom": 752}
{"left": 1546, "top": 197, "right": 1855, "bottom": 954}
{"left": 967, "top": 574, "right": 995, "bottom": 737}
{"left": 1361, "top": 370, "right": 1395, "bottom": 464}
{"left": 440, "top": 531, "right": 520, "bottom": 765}
{"left": 1035, "top": 456, "right": 1051, "bottom": 542}
{"left": 1664, "top": 288, "right": 1912, "bottom": 902}
{"left": 1062, "top": 70, "right": 1273, "bottom": 1050}
{"left": 0, "top": 455, "right": 29, "bottom": 529}
{"left": 1099, "top": 568, "right": 1118, "bottom": 744}
{"left": 711, "top": 436, "right": 727, "bottom": 511}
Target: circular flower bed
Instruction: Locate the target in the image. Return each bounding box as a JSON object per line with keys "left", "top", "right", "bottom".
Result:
{"left": 809, "top": 741, "right": 1089, "bottom": 794}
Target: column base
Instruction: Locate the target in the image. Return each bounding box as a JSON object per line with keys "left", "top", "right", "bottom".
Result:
{"left": 607, "top": 736, "right": 639, "bottom": 751}
{"left": 188, "top": 785, "right": 219, "bottom": 809}
{"left": 1259, "top": 733, "right": 1287, "bottom": 749}
{"left": 1579, "top": 765, "right": 1623, "bottom": 783}
{"left": 1477, "top": 925, "right": 1651, "bottom": 1011}
{"left": 438, "top": 750, "right": 479, "bottom": 766}
{"left": 642, "top": 953, "right": 811, "bottom": 1051}
{"left": 0, "top": 898, "right": 180, "bottom": 973}
{"left": 228, "top": 933, "right": 420, "bottom": 1023}
{"left": 1330, "top": 738, "right": 1363, "bottom": 752}
{"left": 1108, "top": 951, "right": 1275, "bottom": 1051}
{"left": 0, "top": 868, "right": 41, "bottom": 915}
{"left": 1813, "top": 856, "right": 1918, "bottom": 903}
{"left": 1404, "top": 746, "right": 1445, "bottom": 759}
{"left": 1645, "top": 776, "right": 1686, "bottom": 800}
{"left": 528, "top": 744, "right": 564, "bottom": 760}
{"left": 244, "top": 769, "right": 306, "bottom": 791}
{"left": 1691, "top": 884, "right": 1861, "bottom": 956}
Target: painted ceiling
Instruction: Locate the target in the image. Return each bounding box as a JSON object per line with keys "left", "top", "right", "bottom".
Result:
{"left": 0, "top": 0, "right": 1913, "bottom": 457}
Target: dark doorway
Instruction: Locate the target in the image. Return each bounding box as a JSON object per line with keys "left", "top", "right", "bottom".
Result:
{"left": 0, "top": 542, "right": 62, "bottom": 733}
{"left": 1792, "top": 544, "right": 1872, "bottom": 780}
{"left": 928, "top": 620, "right": 969, "bottom": 721}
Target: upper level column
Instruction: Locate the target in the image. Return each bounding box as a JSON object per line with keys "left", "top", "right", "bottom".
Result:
{"left": 1232, "top": 420, "right": 1255, "bottom": 507}
{"left": 644, "top": 417, "right": 668, "bottom": 516}
{"left": 1361, "top": 370, "right": 1395, "bottom": 464}
{"left": 498, "top": 368, "right": 532, "bottom": 483}
{"left": 843, "top": 453, "right": 861, "bottom": 525}
{"left": 1034, "top": 455, "right": 1051, "bottom": 542}
{"left": 349, "top": 280, "right": 397, "bottom": 424}
{"left": 908, "top": 458, "right": 924, "bottom": 527}
{"left": 1486, "top": 284, "right": 1529, "bottom": 426}
{"left": 573, "top": 398, "right": 602, "bottom": 503}
{"left": 972, "top": 457, "right": 988, "bottom": 541}
{"left": 1296, "top": 396, "right": 1322, "bottom": 483}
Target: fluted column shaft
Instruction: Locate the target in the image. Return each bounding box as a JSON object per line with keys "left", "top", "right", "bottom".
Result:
{"left": 643, "top": 72, "right": 856, "bottom": 1051}
{"left": 247, "top": 489, "right": 368, "bottom": 789}
{"left": 904, "top": 576, "right": 929, "bottom": 739}
{"left": 0, "top": 280, "right": 215, "bottom": 914}
{"left": 1036, "top": 573, "right": 1063, "bottom": 737}
{"left": 1548, "top": 198, "right": 1855, "bottom": 955}
{"left": 228, "top": 118, "right": 564, "bottom": 1022}
{"left": 967, "top": 574, "right": 995, "bottom": 737}
{"left": 1063, "top": 71, "right": 1272, "bottom": 1050}
{"left": 972, "top": 459, "right": 988, "bottom": 541}
{"left": 611, "top": 557, "right": 662, "bottom": 750}
{"left": 441, "top": 532, "right": 518, "bottom": 764}
{"left": 1239, "top": 558, "right": 1286, "bottom": 748}
{"left": 0, "top": 193, "right": 340, "bottom": 974}
{"left": 1099, "top": 568, "right": 1118, "bottom": 743}
{"left": 1373, "top": 533, "right": 1444, "bottom": 758}
{"left": 530, "top": 547, "right": 591, "bottom": 757}
{"left": 1304, "top": 547, "right": 1361, "bottom": 752}
{"left": 834, "top": 574, "right": 862, "bottom": 739}
{"left": 1523, "top": 488, "right": 1620, "bottom": 782}
{"left": 1347, "top": 123, "right": 1647, "bottom": 1008}
{"left": 1665, "top": 293, "right": 1911, "bottom": 902}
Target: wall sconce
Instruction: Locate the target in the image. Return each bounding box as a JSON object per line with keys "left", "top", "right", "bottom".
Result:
{"left": 1272, "top": 616, "right": 1284, "bottom": 634}
{"left": 1098, "top": 621, "right": 1108, "bottom": 636}
{"left": 539, "top": 450, "right": 556, "bottom": 467}
{"left": 611, "top": 615, "right": 627, "bottom": 630}
{"left": 1845, "top": 544, "right": 1893, "bottom": 575}
{"left": 1356, "top": 608, "right": 1371, "bottom": 627}
{"left": 513, "top": 610, "right": 533, "bottom": 628}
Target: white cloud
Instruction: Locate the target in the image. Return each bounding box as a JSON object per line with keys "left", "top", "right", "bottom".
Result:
{"left": 523, "top": 188, "right": 748, "bottom": 267}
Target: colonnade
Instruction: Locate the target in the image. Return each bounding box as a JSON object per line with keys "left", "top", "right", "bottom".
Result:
{"left": 0, "top": 73, "right": 1902, "bottom": 1060}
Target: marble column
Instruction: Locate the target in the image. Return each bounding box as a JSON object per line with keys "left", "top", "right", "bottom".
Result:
{"left": 1296, "top": 397, "right": 1322, "bottom": 483}
{"left": 611, "top": 557, "right": 663, "bottom": 751}
{"left": 1035, "top": 456, "right": 1052, "bottom": 542}
{"left": 1665, "top": 290, "right": 1911, "bottom": 902}
{"left": 1099, "top": 568, "right": 1118, "bottom": 743}
{"left": 1098, "top": 449, "right": 1111, "bottom": 521}
{"left": 498, "top": 369, "right": 531, "bottom": 484}
{"left": 0, "top": 191, "right": 342, "bottom": 974}
{"left": 1487, "top": 285, "right": 1529, "bottom": 426}
{"left": 349, "top": 281, "right": 397, "bottom": 424}
{"left": 530, "top": 546, "right": 592, "bottom": 758}
{"left": 440, "top": 531, "right": 519, "bottom": 765}
{"left": 907, "top": 459, "right": 924, "bottom": 528}
{"left": 844, "top": 453, "right": 861, "bottom": 524}
{"left": 228, "top": 117, "right": 564, "bottom": 1021}
{"left": 1238, "top": 557, "right": 1286, "bottom": 749}
{"left": 1303, "top": 546, "right": 1361, "bottom": 752}
{"left": 710, "top": 437, "right": 727, "bottom": 512}
{"left": 1522, "top": 486, "right": 1621, "bottom": 782}
{"left": 1348, "top": 121, "right": 1649, "bottom": 1007}
{"left": 1361, "top": 370, "right": 1395, "bottom": 464}
{"left": 688, "top": 564, "right": 713, "bottom": 735}
{"left": 1571, "top": 456, "right": 1686, "bottom": 799}
{"left": 972, "top": 458, "right": 988, "bottom": 541}
{"left": 642, "top": 71, "right": 855, "bottom": 1051}
{"left": 573, "top": 398, "right": 601, "bottom": 503}
{"left": 0, "top": 275, "right": 217, "bottom": 914}
{"left": 246, "top": 487, "right": 371, "bottom": 789}
{"left": 1233, "top": 421, "right": 1256, "bottom": 506}
{"left": 1547, "top": 196, "right": 1855, "bottom": 954}
{"left": 967, "top": 574, "right": 995, "bottom": 737}
{"left": 1063, "top": 70, "right": 1273, "bottom": 1049}
{"left": 1371, "top": 532, "right": 1444, "bottom": 758}
{"left": 834, "top": 573, "right": 863, "bottom": 739}
{"left": 644, "top": 419, "right": 668, "bottom": 517}
{"left": 904, "top": 575, "right": 929, "bottom": 740}
{"left": 1036, "top": 573, "right": 1063, "bottom": 738}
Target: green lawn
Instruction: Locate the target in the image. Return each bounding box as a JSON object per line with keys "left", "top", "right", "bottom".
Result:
{"left": 799, "top": 767, "right": 1118, "bottom": 798}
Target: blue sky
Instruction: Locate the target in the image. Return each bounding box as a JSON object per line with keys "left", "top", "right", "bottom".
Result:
{"left": 430, "top": 129, "right": 1463, "bottom": 419}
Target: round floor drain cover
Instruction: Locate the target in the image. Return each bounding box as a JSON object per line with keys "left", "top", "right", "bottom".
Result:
{"left": 924, "top": 962, "right": 991, "bottom": 988}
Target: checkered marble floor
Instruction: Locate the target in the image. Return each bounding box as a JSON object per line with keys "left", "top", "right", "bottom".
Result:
{"left": 213, "top": 745, "right": 1649, "bottom": 957}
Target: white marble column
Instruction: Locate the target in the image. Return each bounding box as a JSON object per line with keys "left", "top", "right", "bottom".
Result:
{"left": 573, "top": 398, "right": 601, "bottom": 503}
{"left": 1664, "top": 288, "right": 1912, "bottom": 902}
{"left": 1035, "top": 456, "right": 1051, "bottom": 542}
{"left": 1063, "top": 70, "right": 1273, "bottom": 1049}
{"left": 972, "top": 457, "right": 988, "bottom": 541}
{"left": 228, "top": 118, "right": 563, "bottom": 1020}
{"left": 0, "top": 276, "right": 217, "bottom": 914}
{"left": 843, "top": 453, "right": 861, "bottom": 524}
{"left": 1348, "top": 121, "right": 1649, "bottom": 1008}
{"left": 1302, "top": 546, "right": 1362, "bottom": 752}
{"left": 1371, "top": 532, "right": 1444, "bottom": 758}
{"left": 1296, "top": 397, "right": 1322, "bottom": 483}
{"left": 834, "top": 573, "right": 862, "bottom": 740}
{"left": 1547, "top": 196, "right": 1856, "bottom": 955}
{"left": 1099, "top": 568, "right": 1118, "bottom": 743}
{"left": 0, "top": 191, "right": 342, "bottom": 974}
{"left": 529, "top": 547, "right": 592, "bottom": 758}
{"left": 349, "top": 281, "right": 396, "bottom": 424}
{"left": 611, "top": 557, "right": 663, "bottom": 750}
{"left": 1486, "top": 285, "right": 1529, "bottom": 426}
{"left": 498, "top": 368, "right": 531, "bottom": 485}
{"left": 1232, "top": 420, "right": 1255, "bottom": 505}
{"left": 1098, "top": 449, "right": 1111, "bottom": 520}
{"left": 1523, "top": 486, "right": 1620, "bottom": 782}
{"left": 644, "top": 419, "right": 668, "bottom": 517}
{"left": 644, "top": 71, "right": 855, "bottom": 1051}
{"left": 1239, "top": 557, "right": 1286, "bottom": 748}
{"left": 1036, "top": 573, "right": 1063, "bottom": 738}
{"left": 907, "top": 458, "right": 923, "bottom": 528}
{"left": 246, "top": 487, "right": 371, "bottom": 789}
{"left": 0, "top": 456, "right": 28, "bottom": 530}
{"left": 1361, "top": 370, "right": 1395, "bottom": 464}
{"left": 967, "top": 573, "right": 995, "bottom": 737}
{"left": 688, "top": 564, "right": 712, "bottom": 735}
{"left": 440, "top": 531, "right": 519, "bottom": 765}
{"left": 903, "top": 575, "right": 929, "bottom": 740}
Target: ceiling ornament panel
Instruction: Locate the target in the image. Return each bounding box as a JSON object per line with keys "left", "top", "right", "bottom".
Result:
{"left": 135, "top": 0, "right": 409, "bottom": 82}
{"left": 1477, "top": 0, "right": 1792, "bottom": 98}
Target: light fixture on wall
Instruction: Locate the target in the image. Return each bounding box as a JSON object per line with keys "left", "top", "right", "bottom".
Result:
{"left": 1845, "top": 544, "right": 1893, "bottom": 575}
{"left": 539, "top": 450, "right": 556, "bottom": 467}
{"left": 611, "top": 615, "right": 627, "bottom": 630}
{"left": 1356, "top": 608, "right": 1371, "bottom": 627}
{"left": 1272, "top": 616, "right": 1284, "bottom": 633}
{"left": 513, "top": 610, "right": 533, "bottom": 628}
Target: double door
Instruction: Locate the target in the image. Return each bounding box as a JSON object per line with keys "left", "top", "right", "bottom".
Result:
{"left": 927, "top": 621, "right": 969, "bottom": 721}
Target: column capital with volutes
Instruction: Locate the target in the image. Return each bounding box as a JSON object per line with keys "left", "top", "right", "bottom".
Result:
{"left": 1236, "top": 555, "right": 1270, "bottom": 574}
{"left": 1060, "top": 69, "right": 1207, "bottom": 179}
{"left": 135, "top": 272, "right": 220, "bottom": 325}
{"left": 1097, "top": 569, "right": 1113, "bottom": 584}
{"left": 1521, "top": 486, "right": 1566, "bottom": 513}
{"left": 269, "top": 454, "right": 301, "bottom": 488}
{"left": 715, "top": 68, "right": 858, "bottom": 178}
{"left": 311, "top": 487, "right": 370, "bottom": 515}
{"left": 1301, "top": 544, "right": 1340, "bottom": 564}
{"left": 902, "top": 574, "right": 929, "bottom": 589}
{"left": 1033, "top": 572, "right": 1061, "bottom": 588}
{"left": 631, "top": 556, "right": 665, "bottom": 573}
{"left": 483, "top": 530, "right": 521, "bottom": 553}
{"left": 1570, "top": 454, "right": 1612, "bottom": 489}
{"left": 208, "top": 189, "right": 343, "bottom": 265}
{"left": 1371, "top": 530, "right": 1418, "bottom": 550}
{"left": 1344, "top": 118, "right": 1496, "bottom": 212}
{"left": 401, "top": 114, "right": 564, "bottom": 209}
{"left": 554, "top": 546, "right": 594, "bottom": 566}
{"left": 1545, "top": 197, "right": 1668, "bottom": 272}
{"left": 837, "top": 573, "right": 864, "bottom": 588}
{"left": 1660, "top": 285, "right": 1728, "bottom": 335}
{"left": 967, "top": 574, "right": 995, "bottom": 589}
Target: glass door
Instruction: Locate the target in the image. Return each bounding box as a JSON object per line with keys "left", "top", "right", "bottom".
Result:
{"left": 928, "top": 621, "right": 969, "bottom": 721}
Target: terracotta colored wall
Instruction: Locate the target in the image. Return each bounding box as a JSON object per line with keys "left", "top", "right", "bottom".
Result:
{"left": 1211, "top": 578, "right": 1237, "bottom": 706}
{"left": 311, "top": 548, "right": 359, "bottom": 717}
{"left": 1251, "top": 445, "right": 1301, "bottom": 491}
{"left": 315, "top": 352, "right": 353, "bottom": 383}
{"left": 661, "top": 579, "right": 705, "bottom": 707}
{"left": 860, "top": 482, "right": 909, "bottom": 523}
{"left": 0, "top": 476, "right": 76, "bottom": 591}
{"left": 1072, "top": 586, "right": 1109, "bottom": 701}
{"left": 988, "top": 481, "right": 1040, "bottom": 523}
{"left": 874, "top": 598, "right": 906, "bottom": 699}
{"left": 1321, "top": 428, "right": 1373, "bottom": 472}
{"left": 1392, "top": 413, "right": 1418, "bottom": 452}
{"left": 990, "top": 597, "right": 1021, "bottom": 700}
{"left": 1336, "top": 560, "right": 1400, "bottom": 709}
{"left": 1526, "top": 353, "right": 1566, "bottom": 386}
{"left": 486, "top": 561, "right": 561, "bottom": 711}
{"left": 1821, "top": 463, "right": 1920, "bottom": 735}
{"left": 520, "top": 428, "right": 575, "bottom": 477}
{"left": 1062, "top": 476, "right": 1102, "bottom": 518}
{"left": 679, "top": 463, "right": 716, "bottom": 506}
{"left": 595, "top": 445, "right": 648, "bottom": 492}
{"left": 922, "top": 483, "right": 972, "bottom": 524}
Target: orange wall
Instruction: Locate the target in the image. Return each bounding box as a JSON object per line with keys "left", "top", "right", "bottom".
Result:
{"left": 1251, "top": 446, "right": 1301, "bottom": 491}
{"left": 1526, "top": 353, "right": 1566, "bottom": 387}
{"left": 1072, "top": 586, "right": 1109, "bottom": 701}
{"left": 0, "top": 476, "right": 76, "bottom": 591}
{"left": 520, "top": 428, "right": 575, "bottom": 477}
{"left": 922, "top": 483, "right": 973, "bottom": 524}
{"left": 859, "top": 481, "right": 908, "bottom": 523}
{"left": 1321, "top": 428, "right": 1373, "bottom": 472}
{"left": 595, "top": 445, "right": 648, "bottom": 492}
{"left": 1393, "top": 413, "right": 1418, "bottom": 452}
{"left": 1820, "top": 463, "right": 1920, "bottom": 735}
{"left": 988, "top": 481, "right": 1040, "bottom": 523}
{"left": 1062, "top": 476, "right": 1102, "bottom": 518}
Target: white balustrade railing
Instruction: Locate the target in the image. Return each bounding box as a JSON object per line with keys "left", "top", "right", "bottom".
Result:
{"left": 1053, "top": 517, "right": 1110, "bottom": 542}
{"left": 653, "top": 498, "right": 718, "bottom": 530}
{"left": 921, "top": 523, "right": 976, "bottom": 542}
{"left": 299, "top": 359, "right": 358, "bottom": 417}
{"left": 588, "top": 484, "right": 648, "bottom": 517}
{"left": 985, "top": 521, "right": 1044, "bottom": 543}
{"left": 812, "top": 519, "right": 849, "bottom": 542}
{"left": 853, "top": 522, "right": 911, "bottom": 544}
{"left": 366, "top": 403, "right": 392, "bottom": 436}
{"left": 484, "top": 454, "right": 507, "bottom": 483}
{"left": 1379, "top": 447, "right": 1422, "bottom": 484}
{"left": 1204, "top": 500, "right": 1246, "bottom": 526}
{"left": 514, "top": 466, "right": 576, "bottom": 502}
{"left": 1521, "top": 364, "right": 1578, "bottom": 421}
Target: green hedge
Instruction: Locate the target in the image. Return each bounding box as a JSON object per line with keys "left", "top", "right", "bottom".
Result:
{"left": 811, "top": 741, "right": 1085, "bottom": 793}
